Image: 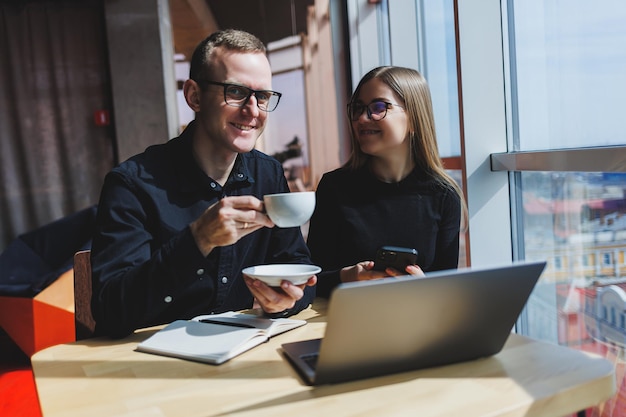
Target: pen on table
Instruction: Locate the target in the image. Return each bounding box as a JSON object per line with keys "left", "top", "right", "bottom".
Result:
{"left": 199, "top": 319, "right": 256, "bottom": 328}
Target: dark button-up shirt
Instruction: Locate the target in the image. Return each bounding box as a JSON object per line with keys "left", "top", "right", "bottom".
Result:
{"left": 91, "top": 122, "right": 314, "bottom": 337}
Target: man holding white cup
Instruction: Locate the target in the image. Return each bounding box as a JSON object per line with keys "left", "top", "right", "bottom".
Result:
{"left": 91, "top": 30, "right": 316, "bottom": 338}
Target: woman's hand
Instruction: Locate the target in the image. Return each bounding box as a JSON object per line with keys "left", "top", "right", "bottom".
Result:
{"left": 392, "top": 264, "right": 424, "bottom": 277}
{"left": 340, "top": 261, "right": 386, "bottom": 283}
{"left": 340, "top": 261, "right": 424, "bottom": 283}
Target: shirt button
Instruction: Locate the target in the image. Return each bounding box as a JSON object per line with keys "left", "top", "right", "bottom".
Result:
{"left": 164, "top": 296, "right": 172, "bottom": 303}
{"left": 221, "top": 276, "right": 228, "bottom": 284}
{"left": 236, "top": 173, "right": 244, "bottom": 179}
{"left": 196, "top": 268, "right": 205, "bottom": 276}
{"left": 210, "top": 182, "right": 217, "bottom": 188}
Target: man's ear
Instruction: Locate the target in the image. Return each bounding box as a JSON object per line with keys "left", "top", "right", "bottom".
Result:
{"left": 183, "top": 79, "right": 201, "bottom": 112}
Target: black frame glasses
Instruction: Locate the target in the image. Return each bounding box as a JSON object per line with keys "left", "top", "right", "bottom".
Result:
{"left": 197, "top": 80, "right": 282, "bottom": 112}
{"left": 347, "top": 100, "right": 404, "bottom": 121}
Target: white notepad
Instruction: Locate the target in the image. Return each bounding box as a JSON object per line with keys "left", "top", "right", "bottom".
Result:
{"left": 136, "top": 311, "right": 306, "bottom": 365}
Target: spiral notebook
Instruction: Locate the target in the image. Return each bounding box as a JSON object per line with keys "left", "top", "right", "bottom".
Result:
{"left": 137, "top": 311, "right": 306, "bottom": 365}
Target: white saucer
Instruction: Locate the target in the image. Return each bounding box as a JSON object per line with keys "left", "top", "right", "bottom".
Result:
{"left": 242, "top": 264, "right": 321, "bottom": 286}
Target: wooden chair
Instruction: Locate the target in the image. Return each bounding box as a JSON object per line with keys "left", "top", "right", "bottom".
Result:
{"left": 73, "top": 250, "right": 96, "bottom": 340}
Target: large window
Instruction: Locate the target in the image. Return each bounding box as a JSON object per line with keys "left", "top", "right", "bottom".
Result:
{"left": 506, "top": 1, "right": 626, "bottom": 413}
{"left": 348, "top": 0, "right": 460, "bottom": 158}
{"left": 510, "top": 0, "right": 626, "bottom": 151}
{"left": 348, "top": 0, "right": 626, "bottom": 412}
{"left": 415, "top": 1, "right": 460, "bottom": 157}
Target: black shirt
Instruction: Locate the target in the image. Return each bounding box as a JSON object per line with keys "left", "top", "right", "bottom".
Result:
{"left": 307, "top": 165, "right": 461, "bottom": 298}
{"left": 91, "top": 122, "right": 314, "bottom": 337}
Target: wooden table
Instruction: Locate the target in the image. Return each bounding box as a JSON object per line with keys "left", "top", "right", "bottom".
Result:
{"left": 32, "top": 298, "right": 616, "bottom": 417}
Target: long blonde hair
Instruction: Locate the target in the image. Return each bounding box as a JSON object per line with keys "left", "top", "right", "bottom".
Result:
{"left": 346, "top": 66, "right": 467, "bottom": 228}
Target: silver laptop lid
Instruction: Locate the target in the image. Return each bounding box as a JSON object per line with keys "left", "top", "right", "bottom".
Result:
{"left": 312, "top": 261, "right": 546, "bottom": 384}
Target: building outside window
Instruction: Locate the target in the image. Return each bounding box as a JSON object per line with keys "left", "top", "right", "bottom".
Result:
{"left": 502, "top": 1, "right": 626, "bottom": 414}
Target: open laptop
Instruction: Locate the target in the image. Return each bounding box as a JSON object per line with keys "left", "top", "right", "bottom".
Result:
{"left": 282, "top": 261, "right": 546, "bottom": 385}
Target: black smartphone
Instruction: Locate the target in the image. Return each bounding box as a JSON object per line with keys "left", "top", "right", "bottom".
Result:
{"left": 373, "top": 246, "right": 418, "bottom": 272}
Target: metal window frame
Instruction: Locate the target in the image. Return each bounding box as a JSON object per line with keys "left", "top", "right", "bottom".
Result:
{"left": 491, "top": 146, "right": 626, "bottom": 173}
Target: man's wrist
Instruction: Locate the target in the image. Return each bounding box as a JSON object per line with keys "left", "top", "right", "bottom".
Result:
{"left": 189, "top": 223, "right": 214, "bottom": 257}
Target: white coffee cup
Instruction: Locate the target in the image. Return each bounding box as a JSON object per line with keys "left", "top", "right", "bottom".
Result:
{"left": 263, "top": 191, "right": 316, "bottom": 228}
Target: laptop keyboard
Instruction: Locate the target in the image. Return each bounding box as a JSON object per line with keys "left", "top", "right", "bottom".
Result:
{"left": 300, "top": 353, "right": 319, "bottom": 370}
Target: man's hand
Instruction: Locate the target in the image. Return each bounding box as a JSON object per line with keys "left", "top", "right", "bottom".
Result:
{"left": 244, "top": 275, "right": 317, "bottom": 314}
{"left": 190, "top": 196, "right": 274, "bottom": 256}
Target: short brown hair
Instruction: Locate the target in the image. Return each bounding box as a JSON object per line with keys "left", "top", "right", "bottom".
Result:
{"left": 189, "top": 29, "right": 266, "bottom": 81}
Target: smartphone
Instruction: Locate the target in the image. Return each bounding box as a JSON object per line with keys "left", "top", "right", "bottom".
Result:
{"left": 373, "top": 246, "right": 419, "bottom": 272}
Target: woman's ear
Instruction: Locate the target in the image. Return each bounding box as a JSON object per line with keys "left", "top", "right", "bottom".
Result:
{"left": 183, "top": 79, "right": 201, "bottom": 112}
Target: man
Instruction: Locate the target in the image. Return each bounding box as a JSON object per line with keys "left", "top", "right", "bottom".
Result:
{"left": 91, "top": 29, "right": 316, "bottom": 338}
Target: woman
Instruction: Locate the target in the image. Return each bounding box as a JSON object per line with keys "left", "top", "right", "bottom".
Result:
{"left": 307, "top": 66, "right": 467, "bottom": 298}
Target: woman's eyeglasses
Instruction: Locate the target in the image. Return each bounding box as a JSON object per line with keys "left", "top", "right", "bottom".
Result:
{"left": 197, "top": 80, "right": 282, "bottom": 112}
{"left": 347, "top": 100, "right": 404, "bottom": 121}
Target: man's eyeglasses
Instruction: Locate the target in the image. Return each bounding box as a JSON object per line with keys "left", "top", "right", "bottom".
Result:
{"left": 347, "top": 100, "right": 404, "bottom": 121}
{"left": 197, "top": 80, "right": 282, "bottom": 112}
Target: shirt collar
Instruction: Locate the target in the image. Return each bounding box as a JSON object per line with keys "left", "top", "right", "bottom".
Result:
{"left": 174, "top": 122, "right": 255, "bottom": 193}
{"left": 225, "top": 153, "right": 255, "bottom": 188}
